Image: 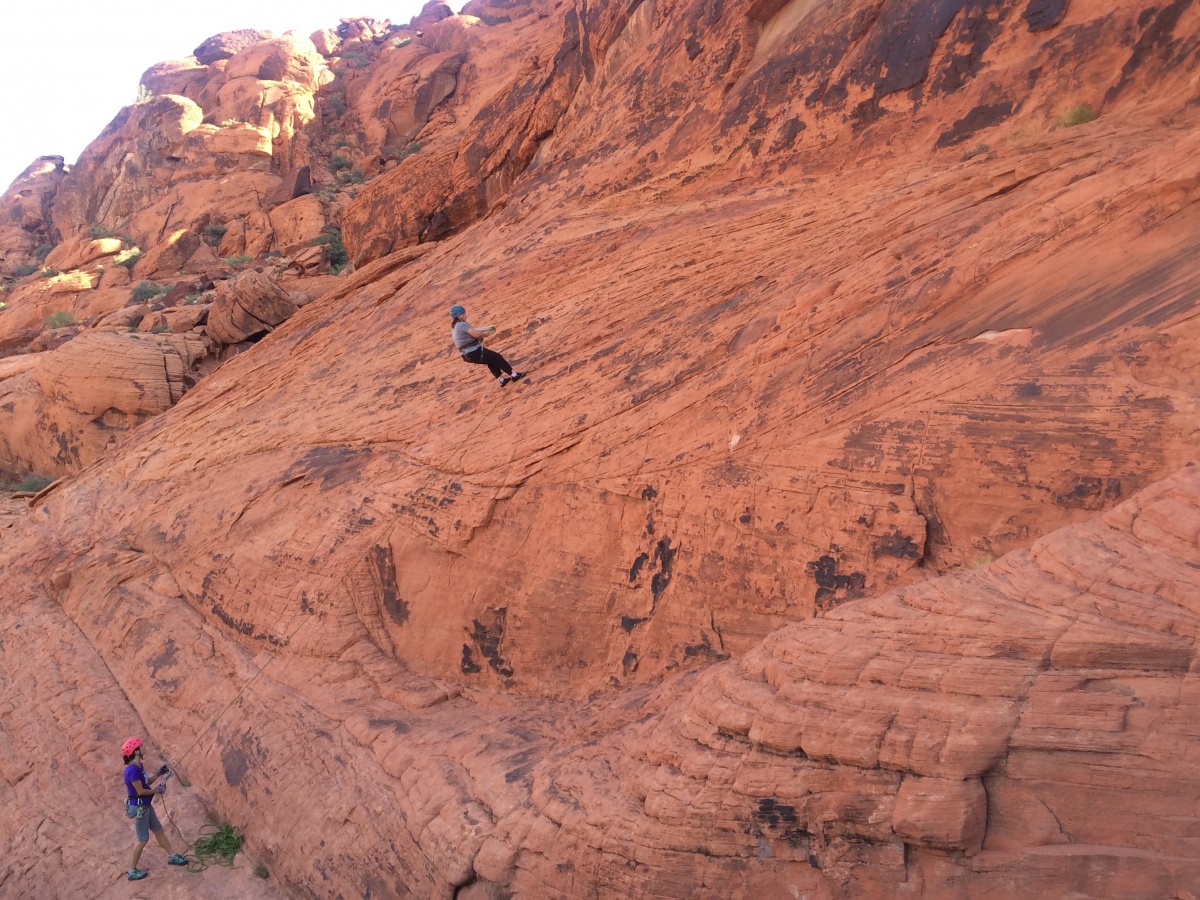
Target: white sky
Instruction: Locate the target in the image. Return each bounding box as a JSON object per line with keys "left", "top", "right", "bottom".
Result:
{"left": 0, "top": 1, "right": 443, "bottom": 192}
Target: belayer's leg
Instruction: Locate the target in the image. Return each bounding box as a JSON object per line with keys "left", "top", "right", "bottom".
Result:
{"left": 131, "top": 839, "right": 148, "bottom": 872}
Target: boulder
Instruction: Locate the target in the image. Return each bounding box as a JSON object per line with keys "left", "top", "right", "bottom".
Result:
{"left": 0, "top": 331, "right": 212, "bottom": 476}
{"left": 43, "top": 235, "right": 123, "bottom": 272}
{"left": 268, "top": 195, "right": 326, "bottom": 248}
{"left": 139, "top": 59, "right": 210, "bottom": 100}
{"left": 266, "top": 166, "right": 312, "bottom": 207}
{"left": 126, "top": 229, "right": 201, "bottom": 280}
{"left": 222, "top": 35, "right": 330, "bottom": 91}
{"left": 194, "top": 29, "right": 276, "bottom": 65}
{"left": 0, "top": 157, "right": 66, "bottom": 275}
{"left": 205, "top": 269, "right": 297, "bottom": 343}
{"left": 162, "top": 304, "right": 209, "bottom": 333}
{"left": 413, "top": 1, "right": 455, "bottom": 28}
{"left": 310, "top": 29, "right": 342, "bottom": 57}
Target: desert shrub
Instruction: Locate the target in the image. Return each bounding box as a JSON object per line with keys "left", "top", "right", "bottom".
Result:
{"left": 204, "top": 223, "right": 228, "bottom": 246}
{"left": 45, "top": 310, "right": 76, "bottom": 329}
{"left": 41, "top": 268, "right": 60, "bottom": 278}
{"left": 14, "top": 264, "right": 38, "bottom": 277}
{"left": 114, "top": 247, "right": 141, "bottom": 268}
{"left": 1057, "top": 103, "right": 1097, "bottom": 127}
{"left": 327, "top": 155, "right": 352, "bottom": 173}
{"left": 224, "top": 255, "right": 252, "bottom": 266}
{"left": 34, "top": 243, "right": 54, "bottom": 260}
{"left": 311, "top": 231, "right": 349, "bottom": 270}
{"left": 3, "top": 473, "right": 55, "bottom": 493}
{"left": 184, "top": 292, "right": 207, "bottom": 305}
{"left": 89, "top": 224, "right": 113, "bottom": 239}
{"left": 131, "top": 280, "right": 168, "bottom": 303}
{"left": 338, "top": 168, "right": 365, "bottom": 185}
{"left": 151, "top": 323, "right": 170, "bottom": 334}
{"left": 384, "top": 142, "right": 421, "bottom": 162}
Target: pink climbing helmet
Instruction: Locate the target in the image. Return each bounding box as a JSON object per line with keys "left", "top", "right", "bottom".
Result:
{"left": 121, "top": 737, "right": 142, "bottom": 756}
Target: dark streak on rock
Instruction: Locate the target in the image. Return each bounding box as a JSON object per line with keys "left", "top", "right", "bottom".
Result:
{"left": 461, "top": 644, "right": 481, "bottom": 674}
{"left": 280, "top": 445, "right": 373, "bottom": 492}
{"left": 210, "top": 602, "right": 283, "bottom": 645}
{"left": 1022, "top": 0, "right": 1067, "bottom": 31}
{"left": 650, "top": 536, "right": 676, "bottom": 605}
{"left": 806, "top": 554, "right": 866, "bottom": 609}
{"left": 622, "top": 647, "right": 639, "bottom": 675}
{"left": 222, "top": 746, "right": 247, "bottom": 788}
{"left": 1054, "top": 476, "right": 1122, "bottom": 510}
{"left": 1106, "top": 0, "right": 1193, "bottom": 104}
{"left": 621, "top": 615, "right": 646, "bottom": 633}
{"left": 935, "top": 101, "right": 1015, "bottom": 148}
{"left": 370, "top": 544, "right": 410, "bottom": 625}
{"left": 148, "top": 639, "right": 177, "bottom": 678}
{"left": 872, "top": 528, "right": 923, "bottom": 560}
{"left": 367, "top": 718, "right": 411, "bottom": 734}
{"left": 466, "top": 607, "right": 513, "bottom": 678}
{"left": 629, "top": 552, "right": 649, "bottom": 582}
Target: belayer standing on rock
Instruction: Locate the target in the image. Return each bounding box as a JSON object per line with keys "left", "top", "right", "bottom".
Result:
{"left": 450, "top": 305, "right": 524, "bottom": 386}
{"left": 121, "top": 737, "right": 188, "bottom": 880}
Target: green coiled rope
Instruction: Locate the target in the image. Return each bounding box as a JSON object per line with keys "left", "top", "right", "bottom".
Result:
{"left": 185, "top": 822, "right": 244, "bottom": 873}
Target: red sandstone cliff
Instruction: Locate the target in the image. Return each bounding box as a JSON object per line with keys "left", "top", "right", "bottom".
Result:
{"left": 2, "top": 0, "right": 1200, "bottom": 897}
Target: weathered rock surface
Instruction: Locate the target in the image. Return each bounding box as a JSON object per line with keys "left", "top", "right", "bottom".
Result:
{"left": 1, "top": 0, "right": 1200, "bottom": 897}
{"left": 205, "top": 270, "right": 298, "bottom": 344}
{"left": 0, "top": 331, "right": 215, "bottom": 476}
{"left": 0, "top": 157, "right": 66, "bottom": 276}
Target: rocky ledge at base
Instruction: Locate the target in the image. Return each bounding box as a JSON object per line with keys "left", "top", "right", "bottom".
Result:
{"left": 3, "top": 464, "right": 1199, "bottom": 897}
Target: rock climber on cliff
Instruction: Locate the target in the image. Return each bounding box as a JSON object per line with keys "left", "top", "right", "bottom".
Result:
{"left": 121, "top": 737, "right": 188, "bottom": 880}
{"left": 450, "top": 305, "right": 524, "bottom": 386}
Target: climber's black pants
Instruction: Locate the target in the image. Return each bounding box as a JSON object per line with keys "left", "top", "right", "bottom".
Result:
{"left": 462, "top": 346, "right": 512, "bottom": 379}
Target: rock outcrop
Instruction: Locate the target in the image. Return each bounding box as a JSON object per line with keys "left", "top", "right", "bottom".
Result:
{"left": 0, "top": 331, "right": 214, "bottom": 477}
{"left": 0, "top": 157, "right": 65, "bottom": 276}
{"left": 2, "top": 0, "right": 1200, "bottom": 896}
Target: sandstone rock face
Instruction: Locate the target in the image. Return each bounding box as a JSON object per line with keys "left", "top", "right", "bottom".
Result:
{"left": 0, "top": 157, "right": 65, "bottom": 276}
{"left": 268, "top": 194, "right": 326, "bottom": 248}
{"left": 0, "top": 331, "right": 214, "bottom": 476}
{"left": 2, "top": 0, "right": 1200, "bottom": 897}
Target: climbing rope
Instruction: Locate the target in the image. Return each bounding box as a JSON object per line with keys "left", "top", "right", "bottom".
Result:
{"left": 183, "top": 822, "right": 245, "bottom": 873}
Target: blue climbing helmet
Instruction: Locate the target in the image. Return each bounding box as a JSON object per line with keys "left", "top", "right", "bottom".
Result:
{"left": 449, "top": 305, "right": 465, "bottom": 318}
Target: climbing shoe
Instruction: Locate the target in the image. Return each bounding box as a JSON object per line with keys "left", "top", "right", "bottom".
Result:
{"left": 168, "top": 854, "right": 188, "bottom": 866}
{"left": 498, "top": 375, "right": 511, "bottom": 387}
{"left": 128, "top": 869, "right": 148, "bottom": 880}
{"left": 510, "top": 372, "right": 524, "bottom": 382}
